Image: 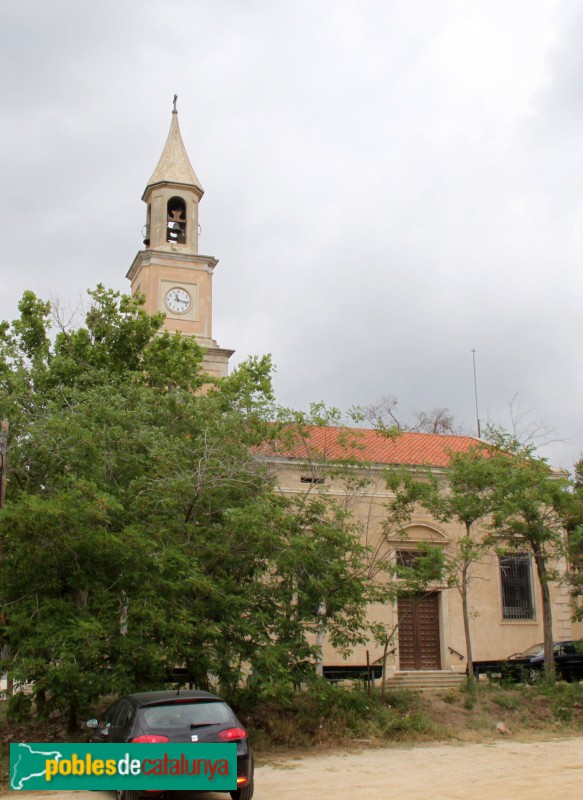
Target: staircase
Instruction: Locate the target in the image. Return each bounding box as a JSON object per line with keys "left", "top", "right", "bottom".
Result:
{"left": 385, "top": 670, "right": 466, "bottom": 691}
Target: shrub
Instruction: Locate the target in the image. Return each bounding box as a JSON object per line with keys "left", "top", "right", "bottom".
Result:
{"left": 492, "top": 693, "right": 520, "bottom": 711}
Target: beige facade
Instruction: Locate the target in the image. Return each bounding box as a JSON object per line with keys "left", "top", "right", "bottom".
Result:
{"left": 273, "top": 447, "right": 582, "bottom": 675}
{"left": 127, "top": 104, "right": 233, "bottom": 379}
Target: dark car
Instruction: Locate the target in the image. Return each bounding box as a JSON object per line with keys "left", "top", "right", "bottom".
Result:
{"left": 473, "top": 639, "right": 583, "bottom": 682}
{"left": 502, "top": 641, "right": 546, "bottom": 680}
{"left": 86, "top": 690, "right": 253, "bottom": 800}
{"left": 473, "top": 639, "right": 583, "bottom": 683}
{"left": 526, "top": 639, "right": 583, "bottom": 682}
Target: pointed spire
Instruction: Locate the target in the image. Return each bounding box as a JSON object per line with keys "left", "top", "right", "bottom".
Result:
{"left": 145, "top": 98, "right": 203, "bottom": 194}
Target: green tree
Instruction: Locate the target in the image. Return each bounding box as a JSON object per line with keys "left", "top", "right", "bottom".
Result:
{"left": 0, "top": 287, "right": 380, "bottom": 728}
{"left": 386, "top": 445, "right": 494, "bottom": 681}
{"left": 564, "top": 456, "right": 583, "bottom": 618}
{"left": 266, "top": 404, "right": 399, "bottom": 677}
{"left": 484, "top": 432, "right": 572, "bottom": 679}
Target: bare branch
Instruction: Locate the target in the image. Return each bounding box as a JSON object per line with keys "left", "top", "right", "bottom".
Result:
{"left": 49, "top": 294, "right": 85, "bottom": 334}
{"left": 484, "top": 394, "right": 565, "bottom": 451}
{"left": 363, "top": 396, "right": 462, "bottom": 435}
{"left": 361, "top": 395, "right": 404, "bottom": 429}
{"left": 411, "top": 407, "right": 461, "bottom": 435}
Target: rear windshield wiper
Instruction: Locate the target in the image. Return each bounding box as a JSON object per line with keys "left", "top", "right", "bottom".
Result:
{"left": 189, "top": 722, "right": 217, "bottom": 729}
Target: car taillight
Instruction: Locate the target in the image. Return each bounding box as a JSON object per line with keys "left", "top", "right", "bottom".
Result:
{"left": 217, "top": 727, "right": 247, "bottom": 741}
{"left": 131, "top": 735, "right": 169, "bottom": 743}
{"left": 236, "top": 776, "right": 248, "bottom": 785}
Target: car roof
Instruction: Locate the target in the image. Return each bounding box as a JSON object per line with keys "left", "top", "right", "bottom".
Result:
{"left": 528, "top": 640, "right": 581, "bottom": 654}
{"left": 548, "top": 640, "right": 579, "bottom": 647}
{"left": 124, "top": 690, "right": 223, "bottom": 707}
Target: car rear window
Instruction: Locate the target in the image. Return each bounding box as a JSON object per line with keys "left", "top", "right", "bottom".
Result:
{"left": 520, "top": 643, "right": 544, "bottom": 657}
{"left": 137, "top": 701, "right": 233, "bottom": 730}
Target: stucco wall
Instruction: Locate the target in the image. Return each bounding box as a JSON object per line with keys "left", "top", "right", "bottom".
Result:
{"left": 274, "top": 460, "right": 576, "bottom": 672}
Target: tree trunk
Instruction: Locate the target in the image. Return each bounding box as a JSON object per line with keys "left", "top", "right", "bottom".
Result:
{"left": 315, "top": 601, "right": 326, "bottom": 677}
{"left": 461, "top": 524, "right": 475, "bottom": 682}
{"left": 119, "top": 592, "right": 129, "bottom": 636}
{"left": 461, "top": 562, "right": 474, "bottom": 682}
{"left": 380, "top": 624, "right": 398, "bottom": 698}
{"left": 36, "top": 688, "right": 47, "bottom": 717}
{"left": 67, "top": 702, "right": 78, "bottom": 734}
{"left": 532, "top": 546, "right": 555, "bottom": 678}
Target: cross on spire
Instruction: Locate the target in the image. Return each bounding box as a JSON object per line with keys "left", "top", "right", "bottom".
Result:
{"left": 173, "top": 94, "right": 178, "bottom": 113}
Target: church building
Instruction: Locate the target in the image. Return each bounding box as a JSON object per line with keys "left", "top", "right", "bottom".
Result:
{"left": 129, "top": 104, "right": 582, "bottom": 685}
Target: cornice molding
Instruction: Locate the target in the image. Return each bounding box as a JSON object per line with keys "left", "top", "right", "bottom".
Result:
{"left": 259, "top": 455, "right": 449, "bottom": 481}
{"left": 127, "top": 249, "right": 218, "bottom": 281}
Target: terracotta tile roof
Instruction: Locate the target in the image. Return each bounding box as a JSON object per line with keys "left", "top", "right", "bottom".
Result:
{"left": 265, "top": 426, "right": 480, "bottom": 468}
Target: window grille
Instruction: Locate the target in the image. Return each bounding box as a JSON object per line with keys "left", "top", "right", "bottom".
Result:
{"left": 500, "top": 553, "right": 534, "bottom": 620}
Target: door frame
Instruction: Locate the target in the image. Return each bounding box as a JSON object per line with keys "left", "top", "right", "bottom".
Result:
{"left": 397, "top": 591, "right": 442, "bottom": 670}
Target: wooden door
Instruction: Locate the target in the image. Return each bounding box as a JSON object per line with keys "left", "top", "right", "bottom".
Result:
{"left": 397, "top": 592, "right": 441, "bottom": 670}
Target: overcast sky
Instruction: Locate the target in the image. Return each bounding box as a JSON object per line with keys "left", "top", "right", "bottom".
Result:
{"left": 1, "top": 0, "right": 582, "bottom": 469}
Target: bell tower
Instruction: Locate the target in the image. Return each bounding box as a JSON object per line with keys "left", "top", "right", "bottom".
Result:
{"left": 127, "top": 98, "right": 234, "bottom": 378}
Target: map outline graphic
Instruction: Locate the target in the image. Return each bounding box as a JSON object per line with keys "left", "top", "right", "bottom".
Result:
{"left": 10, "top": 742, "right": 64, "bottom": 790}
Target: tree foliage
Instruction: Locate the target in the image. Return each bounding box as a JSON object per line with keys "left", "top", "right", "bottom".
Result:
{"left": 387, "top": 445, "right": 495, "bottom": 680}
{"left": 386, "top": 432, "right": 574, "bottom": 680}
{"left": 0, "top": 287, "right": 380, "bottom": 728}
{"left": 484, "top": 432, "right": 572, "bottom": 676}
{"left": 565, "top": 457, "right": 583, "bottom": 618}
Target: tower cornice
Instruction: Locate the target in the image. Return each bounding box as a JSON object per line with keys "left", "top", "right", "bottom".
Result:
{"left": 142, "top": 180, "right": 204, "bottom": 203}
{"left": 126, "top": 249, "right": 218, "bottom": 282}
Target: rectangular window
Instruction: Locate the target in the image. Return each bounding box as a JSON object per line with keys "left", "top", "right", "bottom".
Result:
{"left": 500, "top": 553, "right": 534, "bottom": 620}
{"left": 396, "top": 549, "right": 419, "bottom": 569}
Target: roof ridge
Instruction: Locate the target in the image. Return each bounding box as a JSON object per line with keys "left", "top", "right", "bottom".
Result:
{"left": 294, "top": 423, "right": 478, "bottom": 441}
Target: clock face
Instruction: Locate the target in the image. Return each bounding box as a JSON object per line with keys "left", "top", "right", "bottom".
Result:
{"left": 165, "top": 287, "right": 191, "bottom": 314}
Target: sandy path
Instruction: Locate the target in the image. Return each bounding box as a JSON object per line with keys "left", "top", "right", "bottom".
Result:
{"left": 6, "top": 737, "right": 583, "bottom": 800}
{"left": 258, "top": 739, "right": 583, "bottom": 799}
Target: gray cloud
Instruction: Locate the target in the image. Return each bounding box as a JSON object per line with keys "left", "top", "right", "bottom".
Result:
{"left": 1, "top": 0, "right": 581, "bottom": 469}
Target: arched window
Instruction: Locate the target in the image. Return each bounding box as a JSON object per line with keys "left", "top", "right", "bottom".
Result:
{"left": 166, "top": 197, "right": 187, "bottom": 244}
{"left": 143, "top": 204, "right": 151, "bottom": 246}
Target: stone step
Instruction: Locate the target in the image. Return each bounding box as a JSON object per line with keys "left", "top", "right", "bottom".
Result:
{"left": 385, "top": 671, "right": 466, "bottom": 691}
{"left": 388, "top": 674, "right": 465, "bottom": 681}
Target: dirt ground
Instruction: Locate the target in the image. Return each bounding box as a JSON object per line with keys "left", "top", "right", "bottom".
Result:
{"left": 6, "top": 736, "right": 582, "bottom": 800}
